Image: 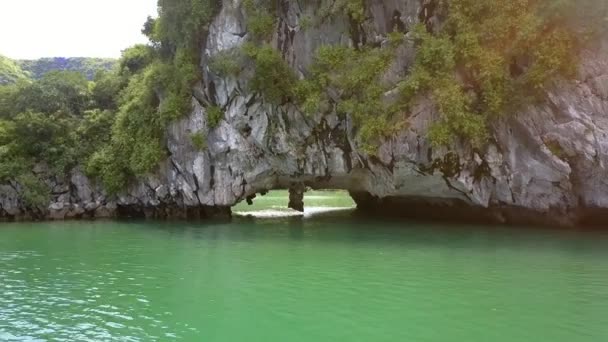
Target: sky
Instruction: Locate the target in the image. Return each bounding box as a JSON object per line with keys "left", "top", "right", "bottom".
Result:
{"left": 0, "top": 0, "right": 158, "bottom": 59}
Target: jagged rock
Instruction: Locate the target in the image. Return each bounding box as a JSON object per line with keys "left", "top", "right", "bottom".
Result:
{"left": 70, "top": 169, "right": 93, "bottom": 203}
{"left": 85, "top": 202, "right": 100, "bottom": 212}
{"left": 0, "top": 184, "right": 21, "bottom": 217}
{"left": 66, "top": 204, "right": 85, "bottom": 219}
{"left": 48, "top": 203, "right": 68, "bottom": 220}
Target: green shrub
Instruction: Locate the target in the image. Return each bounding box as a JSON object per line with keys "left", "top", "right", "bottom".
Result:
{"left": 244, "top": 44, "right": 297, "bottom": 104}
{"left": 76, "top": 109, "right": 115, "bottom": 156}
{"left": 155, "top": 0, "right": 219, "bottom": 50}
{"left": 294, "top": 79, "right": 326, "bottom": 114}
{"left": 296, "top": 44, "right": 397, "bottom": 151}
{"left": 207, "top": 106, "right": 224, "bottom": 128}
{"left": 319, "top": 0, "right": 365, "bottom": 23}
{"left": 86, "top": 146, "right": 130, "bottom": 194}
{"left": 0, "top": 84, "right": 19, "bottom": 118}
{"left": 84, "top": 63, "right": 165, "bottom": 191}
{"left": 387, "top": 30, "right": 405, "bottom": 47}
{"left": 248, "top": 13, "right": 275, "bottom": 39}
{"left": 92, "top": 70, "right": 125, "bottom": 110}
{"left": 16, "top": 173, "right": 49, "bottom": 207}
{"left": 243, "top": 0, "right": 276, "bottom": 40}
{"left": 155, "top": 49, "right": 200, "bottom": 122}
{"left": 129, "top": 135, "right": 165, "bottom": 175}
{"left": 160, "top": 91, "right": 192, "bottom": 122}
{"left": 340, "top": 0, "right": 365, "bottom": 23}
{"left": 119, "top": 45, "right": 155, "bottom": 75}
{"left": 190, "top": 131, "right": 207, "bottom": 150}
{"left": 208, "top": 49, "right": 243, "bottom": 76}
{"left": 397, "top": 0, "right": 589, "bottom": 147}
{"left": 300, "top": 16, "right": 313, "bottom": 30}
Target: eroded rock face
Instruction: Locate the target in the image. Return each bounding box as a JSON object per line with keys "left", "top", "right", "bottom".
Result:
{"left": 2, "top": 0, "right": 608, "bottom": 226}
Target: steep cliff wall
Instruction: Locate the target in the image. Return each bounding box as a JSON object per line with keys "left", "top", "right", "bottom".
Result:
{"left": 2, "top": 0, "right": 607, "bottom": 226}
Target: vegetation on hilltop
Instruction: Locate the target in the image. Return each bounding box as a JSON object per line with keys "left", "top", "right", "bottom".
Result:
{"left": 0, "top": 55, "right": 30, "bottom": 85}
{"left": 18, "top": 57, "right": 116, "bottom": 80}
{"left": 1, "top": 55, "right": 117, "bottom": 84}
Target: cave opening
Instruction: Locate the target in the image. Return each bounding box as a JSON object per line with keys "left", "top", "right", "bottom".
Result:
{"left": 232, "top": 188, "right": 356, "bottom": 218}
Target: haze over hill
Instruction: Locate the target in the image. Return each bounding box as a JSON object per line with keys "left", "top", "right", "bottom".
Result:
{"left": 18, "top": 58, "right": 117, "bottom": 80}
{"left": 0, "top": 0, "right": 154, "bottom": 83}
{"left": 0, "top": 55, "right": 116, "bottom": 83}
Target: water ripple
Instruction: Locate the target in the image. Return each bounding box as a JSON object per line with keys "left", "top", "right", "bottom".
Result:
{"left": 1, "top": 222, "right": 608, "bottom": 341}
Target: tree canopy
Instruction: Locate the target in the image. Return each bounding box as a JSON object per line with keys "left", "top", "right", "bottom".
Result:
{"left": 0, "top": 55, "right": 29, "bottom": 85}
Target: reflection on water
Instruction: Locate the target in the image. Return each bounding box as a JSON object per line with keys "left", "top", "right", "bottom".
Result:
{"left": 1, "top": 219, "right": 608, "bottom": 341}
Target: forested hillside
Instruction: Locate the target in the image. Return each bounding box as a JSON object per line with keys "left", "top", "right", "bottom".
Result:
{"left": 0, "top": 55, "right": 29, "bottom": 84}
{"left": 18, "top": 57, "right": 116, "bottom": 80}
{"left": 1, "top": 55, "right": 116, "bottom": 84}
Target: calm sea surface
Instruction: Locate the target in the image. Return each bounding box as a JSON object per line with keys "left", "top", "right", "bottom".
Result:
{"left": 1, "top": 193, "right": 607, "bottom": 341}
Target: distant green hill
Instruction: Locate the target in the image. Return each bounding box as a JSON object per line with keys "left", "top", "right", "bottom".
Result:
{"left": 18, "top": 57, "right": 117, "bottom": 80}
{"left": 0, "top": 55, "right": 30, "bottom": 84}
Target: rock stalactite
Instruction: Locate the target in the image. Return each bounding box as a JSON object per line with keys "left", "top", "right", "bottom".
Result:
{"left": 288, "top": 185, "right": 306, "bottom": 212}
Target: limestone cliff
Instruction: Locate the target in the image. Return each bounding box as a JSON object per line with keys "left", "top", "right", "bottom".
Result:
{"left": 2, "top": 0, "right": 608, "bottom": 226}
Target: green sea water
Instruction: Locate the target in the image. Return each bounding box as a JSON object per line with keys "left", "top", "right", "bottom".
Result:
{"left": 1, "top": 193, "right": 608, "bottom": 341}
